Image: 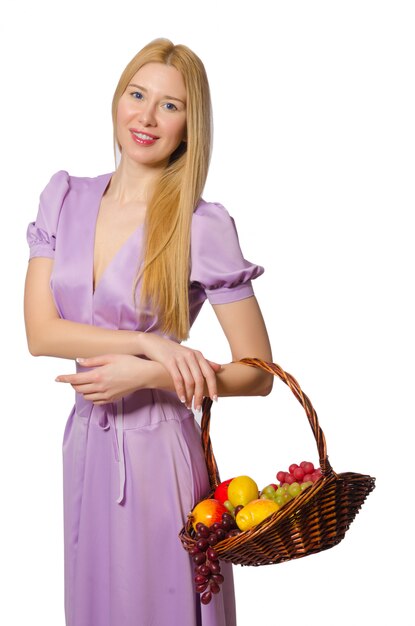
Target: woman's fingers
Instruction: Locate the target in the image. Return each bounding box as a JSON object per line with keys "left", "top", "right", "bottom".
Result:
{"left": 55, "top": 350, "right": 221, "bottom": 409}
{"left": 75, "top": 355, "right": 112, "bottom": 367}
{"left": 173, "top": 352, "right": 220, "bottom": 409}
{"left": 198, "top": 359, "right": 219, "bottom": 404}
{"left": 175, "top": 358, "right": 196, "bottom": 408}
{"left": 55, "top": 372, "right": 95, "bottom": 384}
{"left": 207, "top": 360, "right": 223, "bottom": 373}
{"left": 168, "top": 361, "right": 189, "bottom": 406}
{"left": 182, "top": 355, "right": 205, "bottom": 411}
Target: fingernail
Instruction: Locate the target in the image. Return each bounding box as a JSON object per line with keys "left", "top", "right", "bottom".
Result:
{"left": 213, "top": 395, "right": 218, "bottom": 402}
{"left": 180, "top": 397, "right": 186, "bottom": 404}
{"left": 76, "top": 357, "right": 85, "bottom": 363}
{"left": 55, "top": 377, "right": 61, "bottom": 382}
{"left": 196, "top": 405, "right": 202, "bottom": 412}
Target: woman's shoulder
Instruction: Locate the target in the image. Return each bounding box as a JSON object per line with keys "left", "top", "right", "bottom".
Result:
{"left": 193, "top": 198, "right": 229, "bottom": 217}
{"left": 37, "top": 169, "right": 112, "bottom": 216}
{"left": 51, "top": 170, "right": 113, "bottom": 190}
{"left": 192, "top": 198, "right": 236, "bottom": 233}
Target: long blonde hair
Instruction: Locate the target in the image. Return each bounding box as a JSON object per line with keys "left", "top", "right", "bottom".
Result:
{"left": 111, "top": 38, "right": 212, "bottom": 341}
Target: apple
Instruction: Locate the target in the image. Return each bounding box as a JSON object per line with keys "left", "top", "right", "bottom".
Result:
{"left": 214, "top": 478, "right": 235, "bottom": 505}
{"left": 189, "top": 499, "right": 228, "bottom": 531}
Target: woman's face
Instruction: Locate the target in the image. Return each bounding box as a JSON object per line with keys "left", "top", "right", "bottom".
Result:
{"left": 116, "top": 62, "right": 187, "bottom": 169}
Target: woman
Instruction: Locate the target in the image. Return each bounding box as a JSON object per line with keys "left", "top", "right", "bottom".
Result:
{"left": 24, "top": 38, "right": 273, "bottom": 626}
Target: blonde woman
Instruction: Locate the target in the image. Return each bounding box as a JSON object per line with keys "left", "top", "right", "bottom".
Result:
{"left": 24, "top": 38, "right": 273, "bottom": 626}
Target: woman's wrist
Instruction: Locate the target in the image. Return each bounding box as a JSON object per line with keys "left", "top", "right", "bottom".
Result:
{"left": 134, "top": 330, "right": 145, "bottom": 356}
{"left": 144, "top": 359, "right": 176, "bottom": 394}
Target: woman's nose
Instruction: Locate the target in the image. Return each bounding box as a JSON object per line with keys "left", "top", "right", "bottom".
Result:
{"left": 139, "top": 103, "right": 156, "bottom": 126}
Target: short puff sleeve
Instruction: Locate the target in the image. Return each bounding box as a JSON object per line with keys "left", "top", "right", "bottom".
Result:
{"left": 26, "top": 170, "right": 70, "bottom": 259}
{"left": 190, "top": 201, "right": 264, "bottom": 304}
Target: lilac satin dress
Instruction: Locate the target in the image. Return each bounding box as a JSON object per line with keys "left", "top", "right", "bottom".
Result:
{"left": 27, "top": 170, "right": 264, "bottom": 626}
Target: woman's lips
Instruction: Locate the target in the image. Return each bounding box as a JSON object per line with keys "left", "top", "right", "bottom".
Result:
{"left": 130, "top": 130, "right": 159, "bottom": 146}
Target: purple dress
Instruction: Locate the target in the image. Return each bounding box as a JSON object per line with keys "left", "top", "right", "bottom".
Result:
{"left": 27, "top": 170, "right": 264, "bottom": 626}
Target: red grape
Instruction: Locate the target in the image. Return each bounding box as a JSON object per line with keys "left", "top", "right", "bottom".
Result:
{"left": 197, "top": 564, "right": 210, "bottom": 577}
{"left": 289, "top": 463, "right": 299, "bottom": 474}
{"left": 276, "top": 471, "right": 286, "bottom": 483}
{"left": 293, "top": 467, "right": 305, "bottom": 481}
{"left": 209, "top": 561, "right": 221, "bottom": 574}
{"left": 284, "top": 474, "right": 295, "bottom": 485}
{"left": 196, "top": 522, "right": 208, "bottom": 533}
{"left": 206, "top": 547, "right": 218, "bottom": 561}
{"left": 195, "top": 574, "right": 208, "bottom": 585}
{"left": 196, "top": 582, "right": 209, "bottom": 593}
{"left": 193, "top": 552, "right": 206, "bottom": 565}
{"left": 210, "top": 582, "right": 221, "bottom": 594}
{"left": 201, "top": 590, "right": 212, "bottom": 605}
{"left": 303, "top": 473, "right": 312, "bottom": 482}
{"left": 303, "top": 462, "right": 315, "bottom": 474}
{"left": 212, "top": 573, "right": 224, "bottom": 584}
{"left": 221, "top": 518, "right": 233, "bottom": 531}
{"left": 196, "top": 538, "right": 209, "bottom": 551}
{"left": 208, "top": 533, "right": 218, "bottom": 546}
{"left": 215, "top": 528, "right": 226, "bottom": 541}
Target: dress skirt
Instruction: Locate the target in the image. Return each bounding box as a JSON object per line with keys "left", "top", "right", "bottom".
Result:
{"left": 62, "top": 389, "right": 237, "bottom": 626}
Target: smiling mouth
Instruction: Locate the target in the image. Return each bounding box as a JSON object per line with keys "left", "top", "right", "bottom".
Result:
{"left": 130, "top": 130, "right": 159, "bottom": 144}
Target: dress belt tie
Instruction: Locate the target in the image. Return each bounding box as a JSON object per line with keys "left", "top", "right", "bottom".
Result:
{"left": 97, "top": 399, "right": 126, "bottom": 505}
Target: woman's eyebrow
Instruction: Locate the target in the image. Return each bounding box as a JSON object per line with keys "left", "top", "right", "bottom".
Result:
{"left": 128, "top": 83, "right": 185, "bottom": 104}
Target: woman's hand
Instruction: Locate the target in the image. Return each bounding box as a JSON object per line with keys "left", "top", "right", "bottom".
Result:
{"left": 138, "top": 333, "right": 222, "bottom": 409}
{"left": 55, "top": 354, "right": 153, "bottom": 405}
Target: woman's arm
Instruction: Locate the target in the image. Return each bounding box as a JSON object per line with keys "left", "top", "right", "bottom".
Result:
{"left": 24, "top": 258, "right": 143, "bottom": 357}
{"left": 148, "top": 296, "right": 274, "bottom": 398}
{"left": 56, "top": 296, "right": 274, "bottom": 406}
{"left": 25, "top": 258, "right": 221, "bottom": 403}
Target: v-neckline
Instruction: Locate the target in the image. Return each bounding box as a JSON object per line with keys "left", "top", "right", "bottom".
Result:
{"left": 92, "top": 172, "right": 145, "bottom": 296}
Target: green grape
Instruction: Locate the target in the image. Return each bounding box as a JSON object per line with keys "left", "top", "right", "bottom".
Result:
{"left": 275, "top": 496, "right": 286, "bottom": 507}
{"left": 288, "top": 483, "right": 301, "bottom": 498}
{"left": 262, "top": 485, "right": 276, "bottom": 496}
{"left": 224, "top": 500, "right": 235, "bottom": 514}
{"left": 301, "top": 481, "right": 313, "bottom": 491}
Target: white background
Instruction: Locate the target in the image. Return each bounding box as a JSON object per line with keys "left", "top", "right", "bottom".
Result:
{"left": 1, "top": 1, "right": 414, "bottom": 624}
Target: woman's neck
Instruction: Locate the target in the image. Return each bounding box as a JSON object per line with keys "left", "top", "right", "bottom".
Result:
{"left": 107, "top": 157, "right": 163, "bottom": 204}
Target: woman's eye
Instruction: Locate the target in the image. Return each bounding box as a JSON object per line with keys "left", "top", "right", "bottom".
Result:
{"left": 163, "top": 102, "right": 178, "bottom": 111}
{"left": 130, "top": 91, "right": 144, "bottom": 100}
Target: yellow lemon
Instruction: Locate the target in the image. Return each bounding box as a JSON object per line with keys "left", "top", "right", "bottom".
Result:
{"left": 235, "top": 498, "right": 280, "bottom": 531}
{"left": 227, "top": 476, "right": 259, "bottom": 507}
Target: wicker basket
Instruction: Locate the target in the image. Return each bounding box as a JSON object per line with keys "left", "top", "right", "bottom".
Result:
{"left": 179, "top": 358, "right": 376, "bottom": 566}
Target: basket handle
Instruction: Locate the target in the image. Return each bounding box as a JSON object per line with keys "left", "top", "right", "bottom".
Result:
{"left": 200, "top": 357, "right": 334, "bottom": 490}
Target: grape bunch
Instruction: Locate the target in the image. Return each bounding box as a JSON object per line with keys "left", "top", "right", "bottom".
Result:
{"left": 276, "top": 461, "right": 322, "bottom": 486}
{"left": 259, "top": 461, "right": 323, "bottom": 509}
{"left": 189, "top": 513, "right": 240, "bottom": 605}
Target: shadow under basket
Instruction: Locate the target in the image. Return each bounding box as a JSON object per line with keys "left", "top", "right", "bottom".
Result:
{"left": 179, "top": 358, "right": 376, "bottom": 567}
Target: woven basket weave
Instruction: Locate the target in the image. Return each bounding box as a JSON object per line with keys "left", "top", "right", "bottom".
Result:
{"left": 179, "top": 358, "right": 376, "bottom": 566}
